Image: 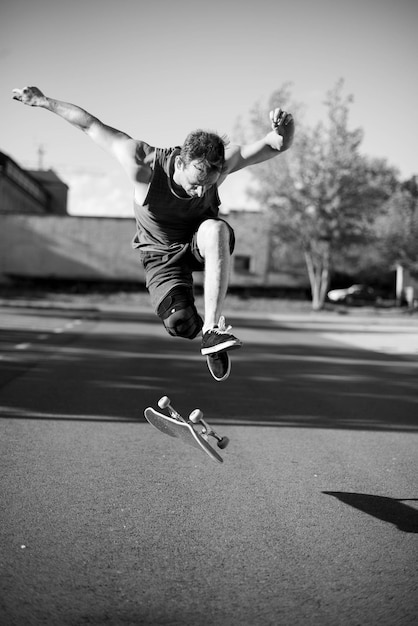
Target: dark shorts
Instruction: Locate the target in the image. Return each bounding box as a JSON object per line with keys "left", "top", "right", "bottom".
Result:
{"left": 138, "top": 218, "right": 235, "bottom": 312}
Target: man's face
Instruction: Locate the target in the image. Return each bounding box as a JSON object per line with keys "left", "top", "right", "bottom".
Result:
{"left": 175, "top": 159, "right": 220, "bottom": 198}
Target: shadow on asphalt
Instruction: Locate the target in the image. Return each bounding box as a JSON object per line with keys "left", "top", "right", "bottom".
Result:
{"left": 323, "top": 492, "right": 418, "bottom": 533}
{"left": 1, "top": 316, "right": 417, "bottom": 433}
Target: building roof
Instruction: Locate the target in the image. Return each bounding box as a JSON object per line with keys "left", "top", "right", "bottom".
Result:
{"left": 26, "top": 168, "right": 69, "bottom": 189}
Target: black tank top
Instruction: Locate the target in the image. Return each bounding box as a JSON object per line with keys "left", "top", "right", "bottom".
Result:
{"left": 132, "top": 147, "right": 221, "bottom": 251}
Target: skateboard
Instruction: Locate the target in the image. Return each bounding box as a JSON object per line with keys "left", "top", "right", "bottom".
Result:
{"left": 144, "top": 396, "right": 229, "bottom": 464}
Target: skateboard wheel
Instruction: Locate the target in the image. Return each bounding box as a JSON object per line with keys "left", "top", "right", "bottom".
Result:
{"left": 158, "top": 396, "right": 170, "bottom": 409}
{"left": 189, "top": 409, "right": 203, "bottom": 424}
{"left": 217, "top": 436, "right": 229, "bottom": 450}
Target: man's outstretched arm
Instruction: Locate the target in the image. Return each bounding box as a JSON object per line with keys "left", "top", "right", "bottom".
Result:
{"left": 12, "top": 86, "right": 147, "bottom": 181}
{"left": 223, "top": 107, "right": 294, "bottom": 176}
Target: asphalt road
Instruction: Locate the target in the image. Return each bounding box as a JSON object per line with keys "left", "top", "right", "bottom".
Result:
{"left": 0, "top": 304, "right": 417, "bottom": 626}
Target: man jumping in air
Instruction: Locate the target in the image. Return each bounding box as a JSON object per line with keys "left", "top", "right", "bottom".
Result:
{"left": 12, "top": 86, "right": 294, "bottom": 382}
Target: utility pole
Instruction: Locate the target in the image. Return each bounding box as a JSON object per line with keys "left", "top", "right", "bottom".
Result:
{"left": 37, "top": 144, "right": 45, "bottom": 170}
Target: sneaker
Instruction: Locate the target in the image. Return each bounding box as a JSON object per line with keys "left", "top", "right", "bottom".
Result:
{"left": 206, "top": 351, "right": 231, "bottom": 382}
{"left": 200, "top": 316, "right": 242, "bottom": 356}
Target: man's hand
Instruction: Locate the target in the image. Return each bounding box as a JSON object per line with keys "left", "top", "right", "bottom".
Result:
{"left": 269, "top": 107, "right": 294, "bottom": 152}
{"left": 12, "top": 86, "right": 47, "bottom": 107}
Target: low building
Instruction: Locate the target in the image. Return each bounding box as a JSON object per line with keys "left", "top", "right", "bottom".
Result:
{"left": 26, "top": 168, "right": 68, "bottom": 215}
{"left": 0, "top": 151, "right": 68, "bottom": 215}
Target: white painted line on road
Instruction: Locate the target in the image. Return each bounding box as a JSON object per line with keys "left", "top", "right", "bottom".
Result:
{"left": 15, "top": 343, "right": 31, "bottom": 350}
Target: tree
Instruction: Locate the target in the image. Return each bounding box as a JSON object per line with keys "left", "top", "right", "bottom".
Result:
{"left": 375, "top": 176, "right": 418, "bottom": 277}
{"left": 240, "top": 80, "right": 397, "bottom": 309}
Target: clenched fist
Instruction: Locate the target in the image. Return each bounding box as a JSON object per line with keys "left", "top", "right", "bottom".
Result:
{"left": 270, "top": 107, "right": 294, "bottom": 152}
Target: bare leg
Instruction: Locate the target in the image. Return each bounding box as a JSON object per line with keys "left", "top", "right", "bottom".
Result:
{"left": 196, "top": 220, "right": 231, "bottom": 333}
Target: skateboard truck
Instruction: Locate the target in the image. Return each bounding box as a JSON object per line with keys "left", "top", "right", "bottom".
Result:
{"left": 158, "top": 396, "right": 229, "bottom": 450}
{"left": 189, "top": 409, "right": 229, "bottom": 449}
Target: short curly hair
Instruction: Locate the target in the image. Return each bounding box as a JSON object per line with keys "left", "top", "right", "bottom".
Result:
{"left": 180, "top": 130, "right": 227, "bottom": 179}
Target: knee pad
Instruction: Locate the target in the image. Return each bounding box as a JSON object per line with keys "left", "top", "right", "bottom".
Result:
{"left": 157, "top": 287, "right": 203, "bottom": 340}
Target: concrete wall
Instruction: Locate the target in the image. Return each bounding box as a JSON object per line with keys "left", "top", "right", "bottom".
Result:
{"left": 0, "top": 215, "right": 144, "bottom": 283}
{"left": 0, "top": 212, "right": 309, "bottom": 289}
{"left": 226, "top": 210, "right": 270, "bottom": 285}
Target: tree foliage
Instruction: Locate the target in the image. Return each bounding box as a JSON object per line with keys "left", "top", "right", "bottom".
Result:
{"left": 375, "top": 177, "right": 418, "bottom": 277}
{"left": 240, "top": 80, "right": 398, "bottom": 309}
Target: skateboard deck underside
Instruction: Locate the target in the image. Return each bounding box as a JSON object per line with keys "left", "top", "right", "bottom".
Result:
{"left": 144, "top": 408, "right": 223, "bottom": 463}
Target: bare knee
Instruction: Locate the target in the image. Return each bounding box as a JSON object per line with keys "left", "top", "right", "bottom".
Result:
{"left": 197, "top": 219, "right": 233, "bottom": 257}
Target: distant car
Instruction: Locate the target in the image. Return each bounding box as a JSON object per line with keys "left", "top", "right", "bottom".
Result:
{"left": 327, "top": 284, "right": 380, "bottom": 305}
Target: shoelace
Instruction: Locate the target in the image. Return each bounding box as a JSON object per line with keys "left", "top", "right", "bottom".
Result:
{"left": 211, "top": 315, "right": 232, "bottom": 335}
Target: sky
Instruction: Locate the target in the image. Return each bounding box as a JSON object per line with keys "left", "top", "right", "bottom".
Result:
{"left": 1, "top": 0, "right": 417, "bottom": 217}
